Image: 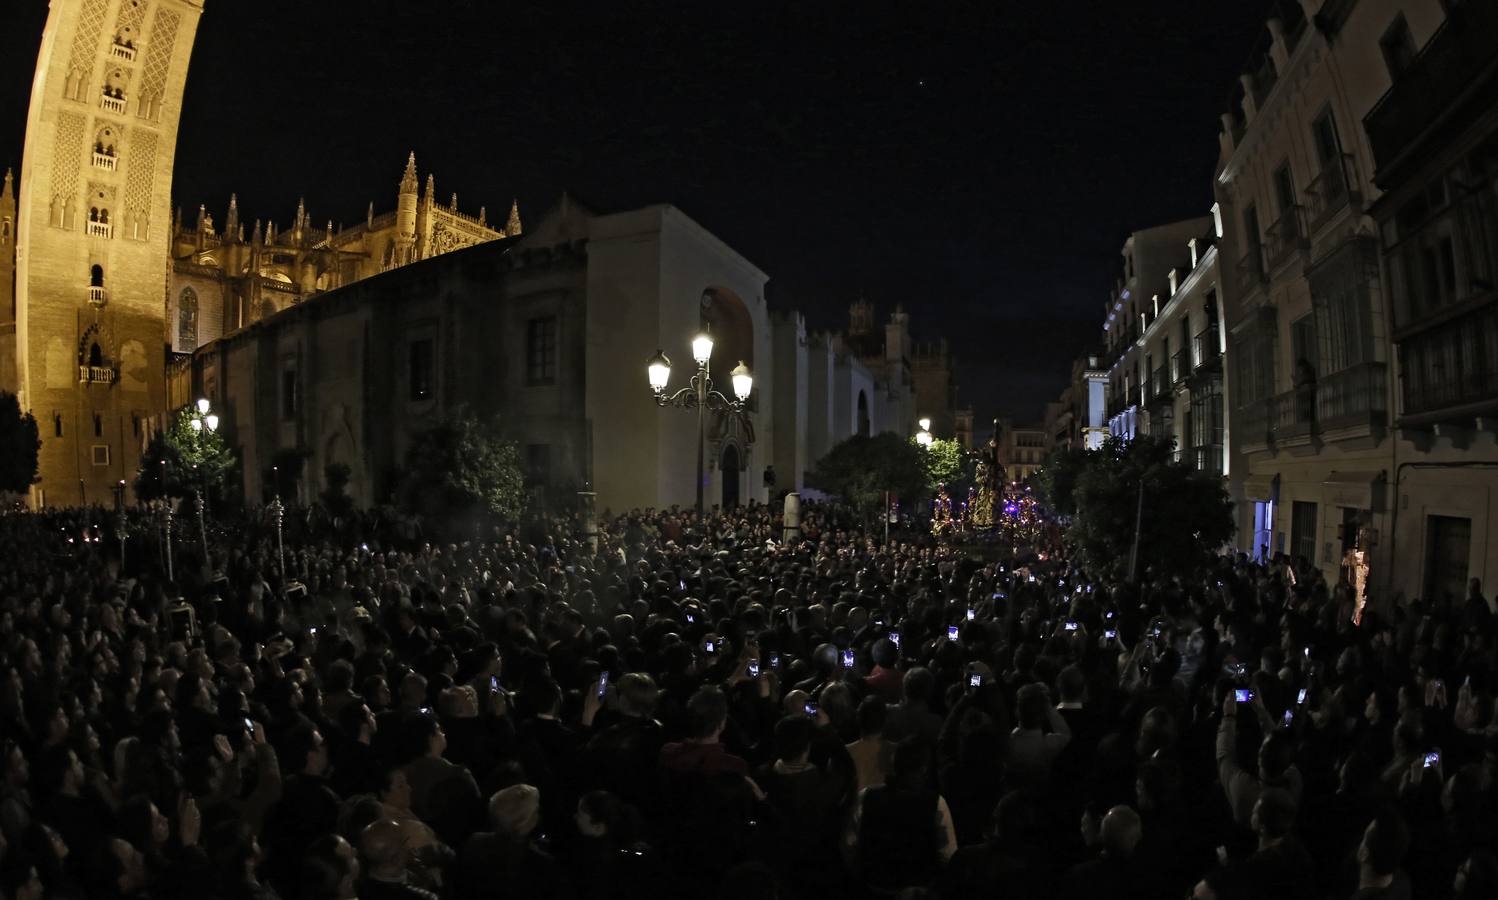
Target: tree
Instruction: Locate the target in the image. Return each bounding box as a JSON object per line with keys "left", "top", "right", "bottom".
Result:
{"left": 1059, "top": 434, "right": 1234, "bottom": 578}
{"left": 920, "top": 437, "right": 969, "bottom": 493}
{"left": 0, "top": 392, "right": 40, "bottom": 495}
{"left": 135, "top": 406, "right": 236, "bottom": 503}
{"left": 397, "top": 408, "right": 525, "bottom": 528}
{"left": 807, "top": 432, "right": 927, "bottom": 526}
{"left": 1032, "top": 444, "right": 1090, "bottom": 519}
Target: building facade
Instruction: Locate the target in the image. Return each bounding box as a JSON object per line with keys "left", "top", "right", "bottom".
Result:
{"left": 166, "top": 154, "right": 519, "bottom": 356}
{"left": 1362, "top": 0, "right": 1498, "bottom": 604}
{"left": 1000, "top": 422, "right": 1049, "bottom": 484}
{"left": 1215, "top": 0, "right": 1446, "bottom": 592}
{"left": 911, "top": 337, "right": 973, "bottom": 446}
{"left": 1103, "top": 217, "right": 1213, "bottom": 443}
{"left": 14, "top": 0, "right": 204, "bottom": 508}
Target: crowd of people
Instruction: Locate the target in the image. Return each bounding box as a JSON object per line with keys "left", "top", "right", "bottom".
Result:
{"left": 0, "top": 496, "right": 1496, "bottom": 900}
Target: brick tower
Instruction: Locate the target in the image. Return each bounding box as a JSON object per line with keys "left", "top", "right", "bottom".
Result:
{"left": 15, "top": 0, "right": 205, "bottom": 507}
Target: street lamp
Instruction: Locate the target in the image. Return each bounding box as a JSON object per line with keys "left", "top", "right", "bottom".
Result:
{"left": 187, "top": 398, "right": 218, "bottom": 558}
{"left": 647, "top": 328, "right": 753, "bottom": 515}
{"left": 916, "top": 417, "right": 934, "bottom": 446}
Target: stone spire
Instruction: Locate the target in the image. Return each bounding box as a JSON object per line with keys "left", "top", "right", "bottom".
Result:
{"left": 423, "top": 173, "right": 435, "bottom": 206}
{"left": 450, "top": 192, "right": 458, "bottom": 209}
{"left": 225, "top": 193, "right": 239, "bottom": 239}
{"left": 399, "top": 151, "right": 418, "bottom": 195}
{"left": 293, "top": 196, "right": 307, "bottom": 243}
{"left": 505, "top": 198, "right": 522, "bottom": 237}
{"left": 251, "top": 219, "right": 262, "bottom": 245}
{"left": 367, "top": 202, "right": 374, "bottom": 228}
{"left": 326, "top": 220, "right": 333, "bottom": 243}
{"left": 2, "top": 168, "right": 12, "bottom": 202}
{"left": 478, "top": 206, "right": 486, "bottom": 226}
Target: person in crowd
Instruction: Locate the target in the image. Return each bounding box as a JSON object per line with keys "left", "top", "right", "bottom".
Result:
{"left": 0, "top": 499, "right": 1495, "bottom": 900}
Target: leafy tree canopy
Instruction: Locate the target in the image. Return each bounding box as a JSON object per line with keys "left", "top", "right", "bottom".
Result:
{"left": 0, "top": 392, "right": 40, "bottom": 495}
{"left": 134, "top": 406, "right": 236, "bottom": 503}
{"left": 1040, "top": 434, "right": 1234, "bottom": 578}
{"left": 920, "top": 437, "right": 969, "bottom": 494}
{"left": 398, "top": 408, "right": 525, "bottom": 528}
{"left": 807, "top": 432, "right": 927, "bottom": 523}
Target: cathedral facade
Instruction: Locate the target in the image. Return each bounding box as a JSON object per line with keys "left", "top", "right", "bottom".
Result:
{"left": 165, "top": 153, "right": 520, "bottom": 357}
{"left": 13, "top": 0, "right": 204, "bottom": 508}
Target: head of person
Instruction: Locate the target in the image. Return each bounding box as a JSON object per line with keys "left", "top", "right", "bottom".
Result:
{"left": 686, "top": 686, "right": 729, "bottom": 742}
{"left": 1099, "top": 805, "right": 1143, "bottom": 860}
{"left": 1257, "top": 731, "right": 1295, "bottom": 785}
{"left": 1358, "top": 812, "right": 1411, "bottom": 881}
{"left": 1015, "top": 682, "right": 1050, "bottom": 731}
{"left": 772, "top": 715, "right": 815, "bottom": 765}
{"left": 1251, "top": 788, "right": 1297, "bottom": 843}
{"left": 359, "top": 819, "right": 409, "bottom": 876}
{"left": 888, "top": 738, "right": 931, "bottom": 790}
{"left": 1057, "top": 664, "right": 1085, "bottom": 705}
{"left": 615, "top": 672, "right": 660, "bottom": 719}
{"left": 1456, "top": 850, "right": 1498, "bottom": 898}
{"left": 575, "top": 789, "right": 634, "bottom": 843}
{"left": 489, "top": 784, "right": 541, "bottom": 840}
{"left": 901, "top": 667, "right": 934, "bottom": 707}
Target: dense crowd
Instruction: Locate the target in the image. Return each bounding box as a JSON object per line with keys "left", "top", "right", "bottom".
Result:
{"left": 1, "top": 497, "right": 1496, "bottom": 900}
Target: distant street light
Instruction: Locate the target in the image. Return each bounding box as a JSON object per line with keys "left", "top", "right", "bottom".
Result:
{"left": 647, "top": 327, "right": 753, "bottom": 515}
{"left": 916, "top": 417, "right": 934, "bottom": 446}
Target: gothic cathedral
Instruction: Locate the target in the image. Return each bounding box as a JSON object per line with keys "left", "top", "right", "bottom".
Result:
{"left": 15, "top": 0, "right": 204, "bottom": 507}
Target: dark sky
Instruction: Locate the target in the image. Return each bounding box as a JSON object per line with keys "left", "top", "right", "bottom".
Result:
{"left": 1, "top": 0, "right": 1270, "bottom": 423}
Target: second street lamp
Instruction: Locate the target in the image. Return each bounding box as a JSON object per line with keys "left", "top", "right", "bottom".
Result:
{"left": 647, "top": 329, "right": 753, "bottom": 516}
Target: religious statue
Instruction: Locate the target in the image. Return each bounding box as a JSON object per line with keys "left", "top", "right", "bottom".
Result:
{"left": 969, "top": 419, "right": 1005, "bottom": 529}
{"left": 931, "top": 483, "right": 955, "bottom": 537}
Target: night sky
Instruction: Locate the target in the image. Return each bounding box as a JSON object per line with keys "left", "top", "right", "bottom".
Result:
{"left": 1, "top": 0, "right": 1271, "bottom": 423}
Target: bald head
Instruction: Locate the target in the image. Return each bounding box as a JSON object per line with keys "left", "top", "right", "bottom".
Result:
{"left": 489, "top": 784, "right": 540, "bottom": 836}
{"left": 1101, "top": 805, "right": 1143, "bottom": 858}
{"left": 359, "top": 819, "right": 407, "bottom": 871}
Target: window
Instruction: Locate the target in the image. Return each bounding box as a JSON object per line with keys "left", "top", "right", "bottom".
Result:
{"left": 1292, "top": 315, "right": 1318, "bottom": 376}
{"left": 1274, "top": 163, "right": 1297, "bottom": 216}
{"left": 1312, "top": 111, "right": 1341, "bottom": 166}
{"left": 409, "top": 339, "right": 434, "bottom": 401}
{"left": 281, "top": 369, "right": 298, "bottom": 419}
{"left": 1380, "top": 15, "right": 1417, "bottom": 79}
{"left": 93, "top": 413, "right": 102, "bottom": 437}
{"left": 178, "top": 288, "right": 198, "bottom": 349}
{"left": 526, "top": 317, "right": 557, "bottom": 385}
{"left": 54, "top": 414, "right": 63, "bottom": 437}
{"left": 90, "top": 265, "right": 104, "bottom": 287}
{"left": 91, "top": 445, "right": 110, "bottom": 467}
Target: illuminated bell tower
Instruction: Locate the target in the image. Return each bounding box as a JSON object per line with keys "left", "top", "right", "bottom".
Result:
{"left": 15, "top": 0, "right": 206, "bottom": 507}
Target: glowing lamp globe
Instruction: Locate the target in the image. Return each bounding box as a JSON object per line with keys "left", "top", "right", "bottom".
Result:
{"left": 730, "top": 361, "right": 753, "bottom": 401}
{"left": 918, "top": 417, "right": 932, "bottom": 431}
{"left": 647, "top": 350, "right": 672, "bottom": 392}
{"left": 196, "top": 398, "right": 210, "bottom": 414}
{"left": 205, "top": 414, "right": 219, "bottom": 432}
{"left": 691, "top": 332, "right": 714, "bottom": 366}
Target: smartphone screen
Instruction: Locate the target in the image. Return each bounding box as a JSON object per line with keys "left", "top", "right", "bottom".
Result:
{"left": 769, "top": 652, "right": 781, "bottom": 668}
{"left": 1424, "top": 751, "right": 1440, "bottom": 769}
{"left": 491, "top": 675, "right": 499, "bottom": 693}
{"left": 947, "top": 625, "right": 959, "bottom": 642}
{"left": 888, "top": 631, "right": 901, "bottom": 648}
{"left": 748, "top": 660, "right": 760, "bottom": 678}
{"left": 804, "top": 702, "right": 817, "bottom": 717}
{"left": 704, "top": 641, "right": 716, "bottom": 654}
{"left": 1064, "top": 621, "right": 1078, "bottom": 632}
{"left": 597, "top": 672, "right": 609, "bottom": 698}
{"left": 1282, "top": 710, "right": 1293, "bottom": 728}
{"left": 243, "top": 717, "right": 254, "bottom": 732}
{"left": 841, "top": 649, "right": 854, "bottom": 668}
{"left": 968, "top": 673, "right": 981, "bottom": 688}
{"left": 1234, "top": 689, "right": 1254, "bottom": 704}
{"left": 966, "top": 608, "right": 976, "bottom": 621}
{"left": 1296, "top": 688, "right": 1307, "bottom": 705}
{"left": 1105, "top": 629, "right": 1118, "bottom": 640}
{"left": 686, "top": 613, "right": 695, "bottom": 624}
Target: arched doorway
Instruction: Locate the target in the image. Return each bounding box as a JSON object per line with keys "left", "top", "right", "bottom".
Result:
{"left": 721, "top": 444, "right": 741, "bottom": 510}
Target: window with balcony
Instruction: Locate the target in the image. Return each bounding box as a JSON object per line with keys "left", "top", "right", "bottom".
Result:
{"left": 1291, "top": 501, "right": 1319, "bottom": 564}
{"left": 1380, "top": 15, "right": 1417, "bottom": 80}
{"left": 111, "top": 26, "right": 138, "bottom": 61}
{"left": 87, "top": 207, "right": 112, "bottom": 239}
{"left": 526, "top": 316, "right": 557, "bottom": 385}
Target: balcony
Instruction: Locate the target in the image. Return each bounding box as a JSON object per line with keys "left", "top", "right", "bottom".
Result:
{"left": 1236, "top": 247, "right": 1267, "bottom": 292}
{"left": 91, "top": 151, "right": 116, "bottom": 172}
{"left": 1304, "top": 154, "right": 1361, "bottom": 233}
{"left": 1169, "top": 350, "right": 1185, "bottom": 387}
{"left": 86, "top": 221, "right": 112, "bottom": 239}
{"left": 109, "top": 41, "right": 136, "bottom": 62}
{"left": 1317, "top": 361, "right": 1389, "bottom": 437}
{"left": 1273, "top": 386, "right": 1319, "bottom": 447}
{"left": 1149, "top": 367, "right": 1168, "bottom": 405}
{"left": 1265, "top": 205, "right": 1307, "bottom": 271}
{"left": 1192, "top": 445, "right": 1225, "bottom": 475}
{"left": 1237, "top": 398, "right": 1274, "bottom": 453}
{"left": 1193, "top": 326, "right": 1222, "bottom": 370}
{"left": 1398, "top": 301, "right": 1498, "bottom": 425}
{"left": 79, "top": 365, "right": 117, "bottom": 385}
{"left": 87, "top": 286, "right": 108, "bottom": 307}
{"left": 100, "top": 91, "right": 126, "bottom": 115}
{"left": 1364, "top": 0, "right": 1498, "bottom": 185}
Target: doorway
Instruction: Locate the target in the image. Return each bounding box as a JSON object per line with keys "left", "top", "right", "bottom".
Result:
{"left": 1424, "top": 515, "right": 1471, "bottom": 604}
{"left": 721, "top": 445, "right": 740, "bottom": 510}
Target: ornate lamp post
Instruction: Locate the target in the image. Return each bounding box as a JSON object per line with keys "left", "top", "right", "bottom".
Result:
{"left": 916, "top": 417, "right": 934, "bottom": 446}
{"left": 161, "top": 503, "right": 174, "bottom": 582}
{"left": 647, "top": 329, "right": 753, "bottom": 516}
{"left": 186, "top": 398, "right": 219, "bottom": 548}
